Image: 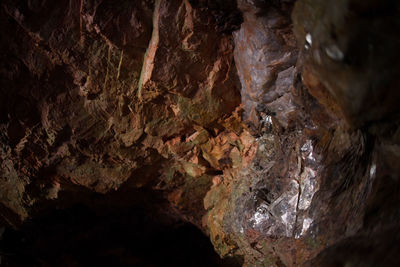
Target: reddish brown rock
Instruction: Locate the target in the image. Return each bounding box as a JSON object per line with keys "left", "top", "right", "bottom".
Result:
{"left": 0, "top": 0, "right": 243, "bottom": 227}
{"left": 200, "top": 1, "right": 400, "bottom": 266}
{"left": 1, "top": 0, "right": 400, "bottom": 266}
{"left": 234, "top": 0, "right": 297, "bottom": 128}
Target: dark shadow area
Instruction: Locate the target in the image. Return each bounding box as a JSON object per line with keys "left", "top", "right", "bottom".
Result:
{"left": 0, "top": 188, "right": 241, "bottom": 267}
{"left": 304, "top": 225, "right": 400, "bottom": 267}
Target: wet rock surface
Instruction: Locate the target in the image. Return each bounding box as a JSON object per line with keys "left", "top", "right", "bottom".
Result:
{"left": 1, "top": 0, "right": 400, "bottom": 266}
{"left": 203, "top": 0, "right": 400, "bottom": 265}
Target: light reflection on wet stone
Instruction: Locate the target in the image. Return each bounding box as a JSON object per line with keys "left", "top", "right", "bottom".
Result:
{"left": 249, "top": 179, "right": 300, "bottom": 237}
{"left": 299, "top": 167, "right": 318, "bottom": 210}
{"left": 305, "top": 33, "right": 312, "bottom": 46}
{"left": 245, "top": 138, "right": 321, "bottom": 239}
{"left": 325, "top": 44, "right": 344, "bottom": 61}
{"left": 296, "top": 217, "right": 313, "bottom": 238}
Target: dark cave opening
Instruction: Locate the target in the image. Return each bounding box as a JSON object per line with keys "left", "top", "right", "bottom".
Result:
{"left": 0, "top": 188, "right": 241, "bottom": 267}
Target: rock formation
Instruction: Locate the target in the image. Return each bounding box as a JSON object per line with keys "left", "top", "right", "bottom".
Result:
{"left": 0, "top": 0, "right": 399, "bottom": 266}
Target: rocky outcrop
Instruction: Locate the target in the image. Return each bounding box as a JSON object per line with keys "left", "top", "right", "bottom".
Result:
{"left": 201, "top": 0, "right": 400, "bottom": 265}
{"left": 293, "top": 0, "right": 400, "bottom": 127}
{"left": 234, "top": 0, "right": 297, "bottom": 129}
{"left": 0, "top": 0, "right": 244, "bottom": 227}
{"left": 1, "top": 0, "right": 400, "bottom": 266}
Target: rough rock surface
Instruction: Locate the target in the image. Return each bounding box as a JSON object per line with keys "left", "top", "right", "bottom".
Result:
{"left": 0, "top": 0, "right": 244, "bottom": 227}
{"left": 1, "top": 0, "right": 400, "bottom": 266}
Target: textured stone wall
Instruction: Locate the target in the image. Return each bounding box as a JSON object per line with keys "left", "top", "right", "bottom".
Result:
{"left": 1, "top": 0, "right": 399, "bottom": 266}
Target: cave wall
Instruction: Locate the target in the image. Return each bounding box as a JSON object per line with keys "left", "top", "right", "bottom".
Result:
{"left": 0, "top": 0, "right": 246, "bottom": 228}
{"left": 1, "top": 0, "right": 400, "bottom": 266}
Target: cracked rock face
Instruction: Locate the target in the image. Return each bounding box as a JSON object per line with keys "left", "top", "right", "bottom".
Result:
{"left": 0, "top": 0, "right": 243, "bottom": 226}
{"left": 1, "top": 0, "right": 400, "bottom": 266}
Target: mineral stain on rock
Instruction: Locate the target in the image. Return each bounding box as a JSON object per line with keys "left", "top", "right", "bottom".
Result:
{"left": 1, "top": 0, "right": 400, "bottom": 266}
